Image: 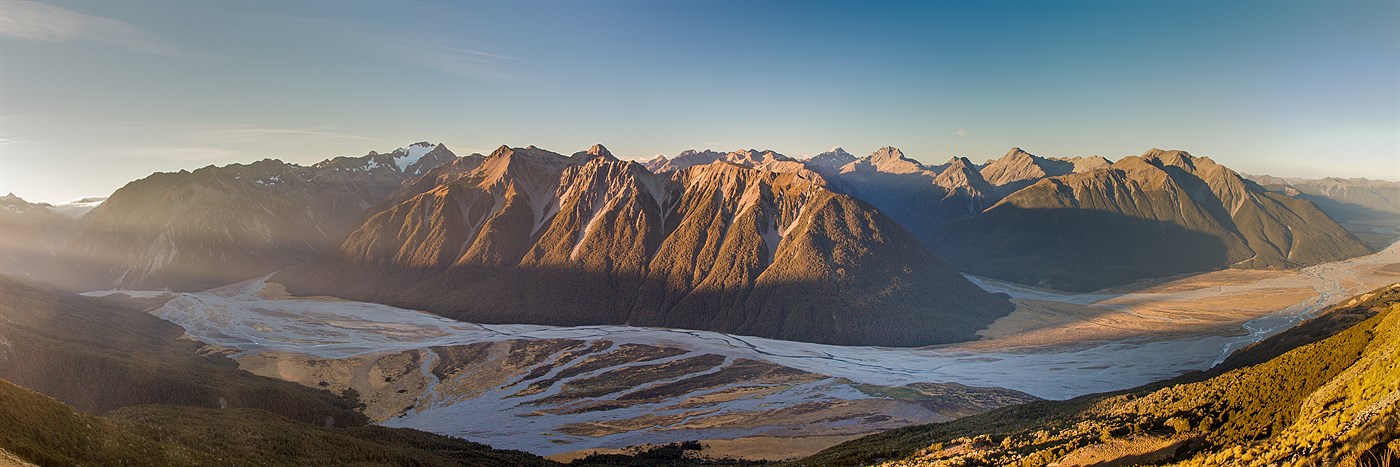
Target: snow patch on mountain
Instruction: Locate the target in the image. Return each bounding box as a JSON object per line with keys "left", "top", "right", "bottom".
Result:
{"left": 395, "top": 143, "right": 436, "bottom": 171}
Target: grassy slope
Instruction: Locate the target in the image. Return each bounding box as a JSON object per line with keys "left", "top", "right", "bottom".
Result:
{"left": 0, "top": 275, "right": 365, "bottom": 426}
{"left": 798, "top": 283, "right": 1400, "bottom": 466}
{"left": 0, "top": 379, "right": 554, "bottom": 466}
{"left": 0, "top": 275, "right": 558, "bottom": 465}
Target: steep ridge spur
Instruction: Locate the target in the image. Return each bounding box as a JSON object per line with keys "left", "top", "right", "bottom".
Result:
{"left": 280, "top": 144, "right": 1013, "bottom": 347}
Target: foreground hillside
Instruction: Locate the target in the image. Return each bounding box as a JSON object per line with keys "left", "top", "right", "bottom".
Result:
{"left": 0, "top": 275, "right": 364, "bottom": 425}
{"left": 282, "top": 144, "right": 1012, "bottom": 347}
{"left": 0, "top": 379, "right": 551, "bottom": 466}
{"left": 800, "top": 283, "right": 1400, "bottom": 466}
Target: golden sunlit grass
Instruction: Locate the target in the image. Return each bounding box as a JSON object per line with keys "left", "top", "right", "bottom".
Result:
{"left": 799, "top": 283, "right": 1400, "bottom": 467}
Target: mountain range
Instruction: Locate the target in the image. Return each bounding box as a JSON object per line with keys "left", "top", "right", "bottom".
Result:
{"left": 655, "top": 146, "right": 1370, "bottom": 291}
{"left": 932, "top": 149, "right": 1369, "bottom": 291}
{"left": 279, "top": 144, "right": 1011, "bottom": 346}
{"left": 3, "top": 141, "right": 1378, "bottom": 345}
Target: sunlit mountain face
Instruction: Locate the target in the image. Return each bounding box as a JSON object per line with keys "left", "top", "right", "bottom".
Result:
{"left": 1, "top": 0, "right": 1397, "bottom": 465}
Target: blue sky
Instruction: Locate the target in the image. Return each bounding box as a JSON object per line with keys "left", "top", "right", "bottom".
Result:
{"left": 1, "top": 0, "right": 1397, "bottom": 203}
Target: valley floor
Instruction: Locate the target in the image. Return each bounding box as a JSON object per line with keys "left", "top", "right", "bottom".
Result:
{"left": 83, "top": 241, "right": 1400, "bottom": 459}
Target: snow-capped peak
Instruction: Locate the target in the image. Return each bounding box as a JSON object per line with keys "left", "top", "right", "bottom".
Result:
{"left": 393, "top": 142, "right": 437, "bottom": 171}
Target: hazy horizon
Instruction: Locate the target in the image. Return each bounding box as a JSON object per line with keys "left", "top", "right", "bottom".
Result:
{"left": 2, "top": 1, "right": 1398, "bottom": 203}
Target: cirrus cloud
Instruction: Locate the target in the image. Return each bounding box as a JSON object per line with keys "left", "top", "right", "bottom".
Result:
{"left": 0, "top": 0, "right": 183, "bottom": 57}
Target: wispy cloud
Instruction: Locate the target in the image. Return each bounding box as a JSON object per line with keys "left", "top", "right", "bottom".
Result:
{"left": 172, "top": 125, "right": 377, "bottom": 144}
{"left": 0, "top": 136, "right": 43, "bottom": 146}
{"left": 302, "top": 18, "right": 525, "bottom": 81}
{"left": 117, "top": 146, "right": 243, "bottom": 163}
{"left": 956, "top": 128, "right": 968, "bottom": 137}
{"left": 0, "top": 0, "right": 183, "bottom": 57}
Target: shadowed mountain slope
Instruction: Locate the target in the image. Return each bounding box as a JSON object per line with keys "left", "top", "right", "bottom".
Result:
{"left": 811, "top": 148, "right": 1001, "bottom": 246}
{"left": 0, "top": 379, "right": 553, "bottom": 466}
{"left": 932, "top": 149, "right": 1368, "bottom": 291}
{"left": 279, "top": 144, "right": 1012, "bottom": 347}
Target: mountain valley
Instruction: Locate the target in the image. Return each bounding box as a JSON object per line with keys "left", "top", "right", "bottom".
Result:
{"left": 2, "top": 141, "right": 1395, "bottom": 464}
{"left": 73, "top": 233, "right": 1400, "bottom": 460}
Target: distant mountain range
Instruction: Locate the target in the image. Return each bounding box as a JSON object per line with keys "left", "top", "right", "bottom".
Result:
{"left": 2, "top": 141, "right": 1381, "bottom": 345}
{"left": 1246, "top": 174, "right": 1400, "bottom": 251}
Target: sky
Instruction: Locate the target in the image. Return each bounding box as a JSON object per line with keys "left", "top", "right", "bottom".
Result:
{"left": 0, "top": 1, "right": 1397, "bottom": 203}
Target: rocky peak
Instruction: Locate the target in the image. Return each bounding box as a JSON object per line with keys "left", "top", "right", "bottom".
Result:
{"left": 641, "top": 155, "right": 670, "bottom": 172}
{"left": 1002, "top": 147, "right": 1033, "bottom": 161}
{"left": 572, "top": 143, "right": 617, "bottom": 161}
{"left": 488, "top": 145, "right": 513, "bottom": 159}
{"left": 1142, "top": 148, "right": 1198, "bottom": 172}
{"left": 587, "top": 144, "right": 612, "bottom": 157}
{"left": 980, "top": 147, "right": 1073, "bottom": 187}
{"left": 944, "top": 156, "right": 974, "bottom": 171}
{"left": 807, "top": 147, "right": 857, "bottom": 169}
{"left": 476, "top": 145, "right": 571, "bottom": 187}
{"left": 1065, "top": 155, "right": 1112, "bottom": 173}
{"left": 845, "top": 146, "right": 925, "bottom": 175}
{"left": 725, "top": 149, "right": 791, "bottom": 166}
{"left": 935, "top": 156, "right": 995, "bottom": 194}
{"left": 648, "top": 149, "right": 726, "bottom": 173}
{"left": 870, "top": 146, "right": 906, "bottom": 162}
